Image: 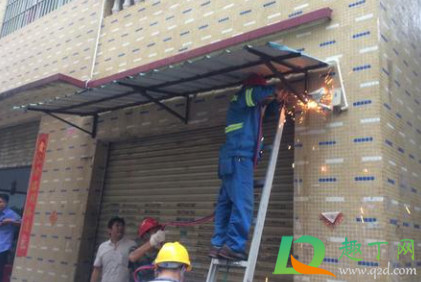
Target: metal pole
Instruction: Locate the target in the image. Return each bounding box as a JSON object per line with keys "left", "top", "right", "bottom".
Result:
{"left": 243, "top": 107, "right": 287, "bottom": 282}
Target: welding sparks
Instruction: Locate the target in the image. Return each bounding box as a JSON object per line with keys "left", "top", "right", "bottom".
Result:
{"left": 292, "top": 73, "right": 335, "bottom": 124}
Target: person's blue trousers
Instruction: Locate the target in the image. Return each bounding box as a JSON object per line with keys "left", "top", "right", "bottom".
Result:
{"left": 211, "top": 157, "right": 254, "bottom": 253}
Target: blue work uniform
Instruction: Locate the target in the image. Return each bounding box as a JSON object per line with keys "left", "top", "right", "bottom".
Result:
{"left": 211, "top": 85, "right": 278, "bottom": 253}
{"left": 0, "top": 208, "right": 21, "bottom": 253}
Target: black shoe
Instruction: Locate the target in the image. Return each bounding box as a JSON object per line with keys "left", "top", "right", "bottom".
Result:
{"left": 208, "top": 246, "right": 221, "bottom": 258}
{"left": 218, "top": 245, "right": 247, "bottom": 261}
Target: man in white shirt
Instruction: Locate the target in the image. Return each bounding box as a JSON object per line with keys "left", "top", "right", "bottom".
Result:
{"left": 90, "top": 217, "right": 136, "bottom": 282}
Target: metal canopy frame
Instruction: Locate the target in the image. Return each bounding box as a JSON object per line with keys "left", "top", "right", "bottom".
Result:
{"left": 22, "top": 43, "right": 329, "bottom": 138}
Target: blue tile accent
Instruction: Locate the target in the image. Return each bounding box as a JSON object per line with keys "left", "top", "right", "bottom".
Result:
{"left": 240, "top": 9, "right": 252, "bottom": 16}
{"left": 349, "top": 0, "right": 366, "bottom": 7}
{"left": 295, "top": 143, "right": 303, "bottom": 148}
{"left": 320, "top": 40, "right": 336, "bottom": 47}
{"left": 353, "top": 31, "right": 371, "bottom": 39}
{"left": 390, "top": 219, "right": 398, "bottom": 225}
{"left": 201, "top": 1, "right": 211, "bottom": 6}
{"left": 403, "top": 222, "right": 410, "bottom": 227}
{"left": 183, "top": 8, "right": 192, "bottom": 14}
{"left": 357, "top": 217, "right": 377, "bottom": 222}
{"left": 323, "top": 258, "right": 339, "bottom": 264}
{"left": 387, "top": 178, "right": 395, "bottom": 185}
{"left": 354, "top": 137, "right": 373, "bottom": 143}
{"left": 319, "top": 141, "right": 336, "bottom": 146}
{"left": 263, "top": 1, "right": 276, "bottom": 7}
{"left": 382, "top": 68, "right": 390, "bottom": 75}
{"left": 383, "top": 103, "right": 391, "bottom": 110}
{"left": 355, "top": 176, "right": 375, "bottom": 181}
{"left": 385, "top": 139, "right": 393, "bottom": 147}
{"left": 411, "top": 187, "right": 417, "bottom": 193}
{"left": 199, "top": 24, "right": 209, "bottom": 30}
{"left": 353, "top": 64, "right": 371, "bottom": 72}
{"left": 394, "top": 80, "right": 401, "bottom": 87}
{"left": 397, "top": 147, "right": 404, "bottom": 153}
{"left": 353, "top": 100, "right": 372, "bottom": 107}
{"left": 288, "top": 11, "right": 303, "bottom": 18}
{"left": 166, "top": 15, "right": 174, "bottom": 21}
{"left": 180, "top": 31, "right": 190, "bottom": 36}
{"left": 319, "top": 177, "right": 337, "bottom": 183}
{"left": 358, "top": 261, "right": 379, "bottom": 267}
{"left": 218, "top": 17, "right": 229, "bottom": 23}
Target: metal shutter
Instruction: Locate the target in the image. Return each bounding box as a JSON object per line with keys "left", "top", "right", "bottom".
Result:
{"left": 97, "top": 118, "right": 294, "bottom": 282}
{"left": 0, "top": 122, "right": 39, "bottom": 168}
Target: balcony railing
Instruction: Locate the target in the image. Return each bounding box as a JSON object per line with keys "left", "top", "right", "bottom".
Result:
{"left": 111, "top": 0, "right": 144, "bottom": 15}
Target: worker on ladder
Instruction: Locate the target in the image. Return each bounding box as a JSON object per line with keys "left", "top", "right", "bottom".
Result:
{"left": 148, "top": 242, "right": 192, "bottom": 282}
{"left": 209, "top": 74, "right": 288, "bottom": 261}
{"left": 130, "top": 218, "right": 166, "bottom": 282}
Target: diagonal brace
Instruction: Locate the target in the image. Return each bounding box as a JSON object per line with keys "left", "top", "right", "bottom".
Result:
{"left": 45, "top": 112, "right": 98, "bottom": 138}
{"left": 139, "top": 90, "right": 189, "bottom": 124}
{"left": 245, "top": 46, "right": 308, "bottom": 104}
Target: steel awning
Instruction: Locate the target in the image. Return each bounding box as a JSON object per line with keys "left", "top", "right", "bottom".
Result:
{"left": 17, "top": 42, "right": 328, "bottom": 118}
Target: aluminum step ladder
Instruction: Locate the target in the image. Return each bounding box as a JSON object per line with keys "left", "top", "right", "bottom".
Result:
{"left": 205, "top": 107, "right": 287, "bottom": 282}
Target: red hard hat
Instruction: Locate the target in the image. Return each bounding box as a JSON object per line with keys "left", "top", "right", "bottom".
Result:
{"left": 243, "top": 73, "right": 267, "bottom": 87}
{"left": 138, "top": 217, "right": 162, "bottom": 237}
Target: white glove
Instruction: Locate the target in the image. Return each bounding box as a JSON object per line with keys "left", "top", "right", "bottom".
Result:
{"left": 150, "top": 230, "right": 165, "bottom": 248}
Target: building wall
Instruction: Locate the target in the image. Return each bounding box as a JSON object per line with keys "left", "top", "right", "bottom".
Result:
{"left": 10, "top": 115, "right": 98, "bottom": 282}
{"left": 380, "top": 0, "right": 421, "bottom": 280}
{"left": 0, "top": 0, "right": 102, "bottom": 93}
{"left": 4, "top": 0, "right": 419, "bottom": 282}
{"left": 94, "top": 0, "right": 367, "bottom": 79}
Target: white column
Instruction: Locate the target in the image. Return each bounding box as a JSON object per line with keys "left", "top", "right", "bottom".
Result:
{"left": 112, "top": 0, "right": 121, "bottom": 14}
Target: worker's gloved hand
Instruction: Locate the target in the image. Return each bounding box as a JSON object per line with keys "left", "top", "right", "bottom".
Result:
{"left": 150, "top": 230, "right": 166, "bottom": 248}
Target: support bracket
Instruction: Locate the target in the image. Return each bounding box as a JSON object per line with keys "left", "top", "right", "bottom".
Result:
{"left": 245, "top": 46, "right": 308, "bottom": 104}
{"left": 118, "top": 82, "right": 191, "bottom": 124}
{"left": 45, "top": 112, "right": 98, "bottom": 138}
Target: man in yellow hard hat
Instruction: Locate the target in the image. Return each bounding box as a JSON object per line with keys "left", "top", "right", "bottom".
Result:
{"left": 148, "top": 242, "right": 191, "bottom": 282}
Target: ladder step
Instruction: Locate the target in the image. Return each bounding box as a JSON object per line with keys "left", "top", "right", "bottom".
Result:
{"left": 210, "top": 258, "right": 248, "bottom": 268}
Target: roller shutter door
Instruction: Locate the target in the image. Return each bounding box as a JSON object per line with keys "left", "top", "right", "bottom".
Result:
{"left": 0, "top": 122, "right": 39, "bottom": 168}
{"left": 97, "top": 118, "right": 294, "bottom": 282}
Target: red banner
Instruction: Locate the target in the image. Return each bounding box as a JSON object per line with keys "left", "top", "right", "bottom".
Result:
{"left": 16, "top": 133, "right": 49, "bottom": 257}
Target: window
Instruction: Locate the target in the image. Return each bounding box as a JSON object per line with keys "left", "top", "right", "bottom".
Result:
{"left": 1, "top": 0, "right": 76, "bottom": 38}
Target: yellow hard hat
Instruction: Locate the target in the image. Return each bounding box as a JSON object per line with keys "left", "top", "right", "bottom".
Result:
{"left": 154, "top": 242, "right": 192, "bottom": 271}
